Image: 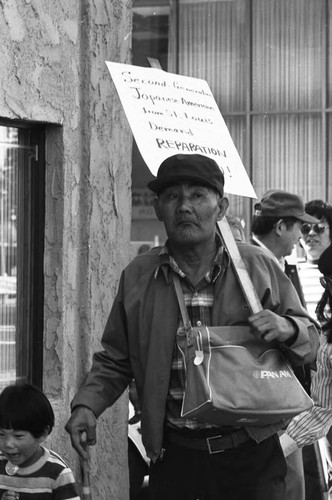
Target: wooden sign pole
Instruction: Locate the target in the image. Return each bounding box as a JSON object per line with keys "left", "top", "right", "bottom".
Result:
{"left": 218, "top": 218, "right": 262, "bottom": 315}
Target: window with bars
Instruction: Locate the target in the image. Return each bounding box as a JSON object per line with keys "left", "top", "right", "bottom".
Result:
{"left": 132, "top": 0, "right": 332, "bottom": 242}
{"left": 0, "top": 122, "right": 45, "bottom": 390}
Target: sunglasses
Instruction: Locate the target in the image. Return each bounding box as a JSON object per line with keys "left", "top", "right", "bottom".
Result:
{"left": 301, "top": 223, "right": 327, "bottom": 235}
{"left": 320, "top": 276, "right": 332, "bottom": 290}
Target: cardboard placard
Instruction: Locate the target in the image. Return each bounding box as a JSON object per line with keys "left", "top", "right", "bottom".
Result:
{"left": 106, "top": 61, "right": 256, "bottom": 198}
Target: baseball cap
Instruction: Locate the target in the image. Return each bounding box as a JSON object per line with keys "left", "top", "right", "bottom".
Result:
{"left": 254, "top": 190, "right": 319, "bottom": 223}
{"left": 147, "top": 154, "right": 224, "bottom": 196}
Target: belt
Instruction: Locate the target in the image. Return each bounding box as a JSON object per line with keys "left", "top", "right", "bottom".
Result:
{"left": 165, "top": 427, "right": 251, "bottom": 454}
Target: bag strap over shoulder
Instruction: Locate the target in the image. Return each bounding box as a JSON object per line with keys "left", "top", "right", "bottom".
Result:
{"left": 172, "top": 272, "right": 201, "bottom": 353}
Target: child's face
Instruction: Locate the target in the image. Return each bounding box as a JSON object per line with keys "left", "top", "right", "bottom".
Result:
{"left": 0, "top": 429, "right": 44, "bottom": 467}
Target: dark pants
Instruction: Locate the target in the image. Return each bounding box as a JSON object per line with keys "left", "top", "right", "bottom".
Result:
{"left": 285, "top": 447, "right": 305, "bottom": 500}
{"left": 303, "top": 443, "right": 327, "bottom": 500}
{"left": 149, "top": 434, "right": 287, "bottom": 500}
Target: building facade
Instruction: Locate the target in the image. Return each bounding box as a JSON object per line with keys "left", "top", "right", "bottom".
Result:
{"left": 1, "top": 0, "right": 332, "bottom": 498}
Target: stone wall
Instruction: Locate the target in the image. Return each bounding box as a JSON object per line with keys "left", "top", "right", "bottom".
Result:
{"left": 0, "top": 0, "right": 133, "bottom": 497}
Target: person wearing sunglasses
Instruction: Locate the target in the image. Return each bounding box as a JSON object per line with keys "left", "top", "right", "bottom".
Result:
{"left": 297, "top": 200, "right": 332, "bottom": 319}
{"left": 281, "top": 244, "right": 332, "bottom": 497}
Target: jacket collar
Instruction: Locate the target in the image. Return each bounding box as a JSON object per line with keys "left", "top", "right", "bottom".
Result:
{"left": 154, "top": 232, "right": 230, "bottom": 284}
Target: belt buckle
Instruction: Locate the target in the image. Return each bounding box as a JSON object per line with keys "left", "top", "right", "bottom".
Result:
{"left": 206, "top": 435, "right": 225, "bottom": 454}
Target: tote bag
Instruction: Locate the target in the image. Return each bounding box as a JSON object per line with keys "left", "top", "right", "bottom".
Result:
{"left": 173, "top": 273, "right": 313, "bottom": 426}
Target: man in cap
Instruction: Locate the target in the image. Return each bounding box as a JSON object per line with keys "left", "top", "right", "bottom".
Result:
{"left": 65, "top": 154, "right": 319, "bottom": 500}
{"left": 251, "top": 190, "right": 320, "bottom": 500}
{"left": 251, "top": 190, "right": 319, "bottom": 306}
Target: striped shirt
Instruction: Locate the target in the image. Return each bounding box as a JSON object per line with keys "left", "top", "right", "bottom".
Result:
{"left": 281, "top": 334, "right": 332, "bottom": 455}
{"left": 161, "top": 241, "right": 226, "bottom": 430}
{"left": 280, "top": 259, "right": 332, "bottom": 455}
{"left": 0, "top": 446, "right": 80, "bottom": 499}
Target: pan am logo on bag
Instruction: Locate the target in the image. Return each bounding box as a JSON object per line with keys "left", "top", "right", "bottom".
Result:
{"left": 253, "top": 370, "right": 292, "bottom": 379}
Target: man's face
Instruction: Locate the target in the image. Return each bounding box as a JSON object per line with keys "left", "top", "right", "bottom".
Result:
{"left": 300, "top": 217, "right": 331, "bottom": 261}
{"left": 154, "top": 183, "right": 228, "bottom": 247}
{"left": 281, "top": 220, "right": 302, "bottom": 257}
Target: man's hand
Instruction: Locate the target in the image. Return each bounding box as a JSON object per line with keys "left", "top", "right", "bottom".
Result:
{"left": 65, "top": 405, "right": 97, "bottom": 459}
{"left": 248, "top": 310, "right": 297, "bottom": 343}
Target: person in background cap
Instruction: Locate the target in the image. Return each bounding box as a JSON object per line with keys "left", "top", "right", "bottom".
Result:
{"left": 251, "top": 190, "right": 318, "bottom": 302}
{"left": 65, "top": 153, "right": 319, "bottom": 500}
{"left": 251, "top": 190, "right": 320, "bottom": 500}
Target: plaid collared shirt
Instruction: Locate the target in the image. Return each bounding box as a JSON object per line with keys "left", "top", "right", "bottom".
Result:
{"left": 159, "top": 238, "right": 225, "bottom": 430}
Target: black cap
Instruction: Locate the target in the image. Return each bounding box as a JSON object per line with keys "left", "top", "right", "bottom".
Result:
{"left": 254, "top": 190, "right": 319, "bottom": 223}
{"left": 148, "top": 154, "right": 224, "bottom": 196}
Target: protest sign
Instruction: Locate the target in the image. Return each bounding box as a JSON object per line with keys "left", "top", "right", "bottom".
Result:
{"left": 106, "top": 61, "right": 256, "bottom": 198}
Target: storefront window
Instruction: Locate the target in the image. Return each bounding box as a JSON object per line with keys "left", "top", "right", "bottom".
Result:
{"left": 0, "top": 127, "right": 18, "bottom": 389}
{"left": 0, "top": 123, "right": 45, "bottom": 389}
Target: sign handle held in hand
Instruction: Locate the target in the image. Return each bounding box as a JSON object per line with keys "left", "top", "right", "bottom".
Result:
{"left": 81, "top": 455, "right": 92, "bottom": 500}
{"left": 80, "top": 431, "right": 93, "bottom": 500}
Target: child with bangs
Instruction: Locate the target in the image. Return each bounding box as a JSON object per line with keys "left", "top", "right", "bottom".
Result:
{"left": 0, "top": 384, "right": 79, "bottom": 500}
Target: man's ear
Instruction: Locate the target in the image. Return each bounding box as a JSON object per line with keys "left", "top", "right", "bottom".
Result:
{"left": 153, "top": 197, "right": 163, "bottom": 221}
{"left": 275, "top": 219, "right": 284, "bottom": 236}
{"left": 217, "top": 196, "right": 229, "bottom": 221}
